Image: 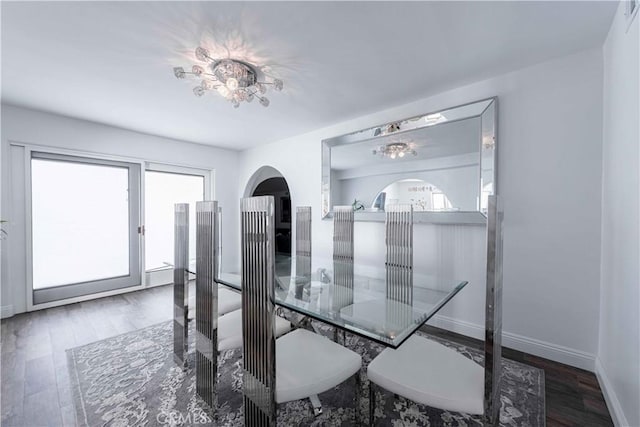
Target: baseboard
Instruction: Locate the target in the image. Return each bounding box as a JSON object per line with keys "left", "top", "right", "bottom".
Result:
{"left": 429, "top": 314, "right": 596, "bottom": 371}
{"left": 1, "top": 304, "right": 14, "bottom": 319}
{"left": 595, "top": 357, "right": 630, "bottom": 427}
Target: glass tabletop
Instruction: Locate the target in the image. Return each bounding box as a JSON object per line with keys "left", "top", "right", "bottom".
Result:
{"left": 216, "top": 256, "right": 467, "bottom": 349}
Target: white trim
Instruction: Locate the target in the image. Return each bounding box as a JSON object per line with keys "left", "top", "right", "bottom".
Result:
{"left": 140, "top": 167, "right": 147, "bottom": 289}
{"left": 27, "top": 283, "right": 145, "bottom": 312}
{"left": 595, "top": 357, "right": 630, "bottom": 427}
{"left": 9, "top": 142, "right": 147, "bottom": 311}
{"left": 1, "top": 305, "right": 14, "bottom": 319}
{"left": 145, "top": 268, "right": 174, "bottom": 288}
{"left": 8, "top": 139, "right": 217, "bottom": 172}
{"left": 24, "top": 145, "right": 33, "bottom": 310}
{"left": 429, "top": 314, "right": 596, "bottom": 371}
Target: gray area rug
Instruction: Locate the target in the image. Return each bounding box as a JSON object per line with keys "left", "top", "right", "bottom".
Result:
{"left": 67, "top": 321, "right": 545, "bottom": 426}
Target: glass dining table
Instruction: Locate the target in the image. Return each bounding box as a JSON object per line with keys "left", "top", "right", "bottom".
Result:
{"left": 215, "top": 256, "right": 468, "bottom": 349}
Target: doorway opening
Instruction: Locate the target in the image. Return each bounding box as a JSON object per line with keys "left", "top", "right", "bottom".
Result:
{"left": 251, "top": 177, "right": 291, "bottom": 255}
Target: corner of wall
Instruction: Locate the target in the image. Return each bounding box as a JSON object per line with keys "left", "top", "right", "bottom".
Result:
{"left": 596, "top": 1, "right": 640, "bottom": 426}
{"left": 595, "top": 357, "right": 630, "bottom": 427}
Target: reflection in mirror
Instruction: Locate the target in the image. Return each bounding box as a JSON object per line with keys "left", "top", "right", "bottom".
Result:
{"left": 322, "top": 97, "right": 497, "bottom": 223}
{"left": 331, "top": 117, "right": 481, "bottom": 212}
{"left": 372, "top": 179, "right": 454, "bottom": 212}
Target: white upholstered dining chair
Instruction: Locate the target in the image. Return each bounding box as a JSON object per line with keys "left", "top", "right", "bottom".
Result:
{"left": 216, "top": 308, "right": 291, "bottom": 351}
{"left": 188, "top": 285, "right": 242, "bottom": 319}
{"left": 241, "top": 196, "right": 362, "bottom": 425}
{"left": 367, "top": 196, "right": 504, "bottom": 426}
{"left": 367, "top": 335, "right": 486, "bottom": 421}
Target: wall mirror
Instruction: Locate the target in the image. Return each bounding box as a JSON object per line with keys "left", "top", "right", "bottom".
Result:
{"left": 321, "top": 97, "right": 497, "bottom": 224}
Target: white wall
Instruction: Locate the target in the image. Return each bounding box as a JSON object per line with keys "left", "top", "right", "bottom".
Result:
{"left": 238, "top": 48, "right": 604, "bottom": 370}
{"left": 1, "top": 104, "right": 240, "bottom": 317}
{"left": 598, "top": 2, "right": 640, "bottom": 426}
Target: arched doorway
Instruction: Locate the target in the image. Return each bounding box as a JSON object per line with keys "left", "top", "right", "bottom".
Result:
{"left": 247, "top": 171, "right": 291, "bottom": 256}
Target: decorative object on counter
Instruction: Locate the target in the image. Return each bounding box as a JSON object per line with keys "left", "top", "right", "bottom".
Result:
{"left": 173, "top": 203, "right": 189, "bottom": 367}
{"left": 195, "top": 201, "right": 219, "bottom": 411}
{"left": 173, "top": 46, "right": 283, "bottom": 108}
{"left": 351, "top": 199, "right": 365, "bottom": 211}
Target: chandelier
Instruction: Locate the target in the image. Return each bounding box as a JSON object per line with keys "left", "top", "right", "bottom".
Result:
{"left": 372, "top": 142, "right": 417, "bottom": 159}
{"left": 173, "top": 46, "right": 283, "bottom": 108}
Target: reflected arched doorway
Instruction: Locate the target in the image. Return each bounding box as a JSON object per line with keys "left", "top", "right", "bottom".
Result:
{"left": 250, "top": 175, "right": 291, "bottom": 255}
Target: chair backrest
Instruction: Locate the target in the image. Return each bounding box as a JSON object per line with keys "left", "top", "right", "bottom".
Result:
{"left": 484, "top": 195, "right": 503, "bottom": 426}
{"left": 333, "top": 206, "right": 354, "bottom": 308}
{"left": 173, "top": 203, "right": 189, "bottom": 366}
{"left": 295, "top": 206, "right": 312, "bottom": 278}
{"left": 385, "top": 204, "right": 413, "bottom": 305}
{"left": 241, "top": 196, "right": 277, "bottom": 426}
{"left": 333, "top": 206, "right": 354, "bottom": 262}
{"left": 195, "top": 201, "right": 219, "bottom": 409}
{"left": 295, "top": 206, "right": 312, "bottom": 299}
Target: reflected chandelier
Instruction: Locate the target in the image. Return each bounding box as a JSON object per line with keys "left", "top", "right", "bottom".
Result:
{"left": 372, "top": 142, "right": 417, "bottom": 159}
{"left": 173, "top": 46, "right": 283, "bottom": 108}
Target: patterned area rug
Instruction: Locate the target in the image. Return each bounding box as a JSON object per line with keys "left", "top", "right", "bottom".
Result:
{"left": 67, "top": 321, "right": 545, "bottom": 426}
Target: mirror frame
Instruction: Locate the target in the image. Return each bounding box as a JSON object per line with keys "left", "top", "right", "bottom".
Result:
{"left": 321, "top": 97, "right": 498, "bottom": 224}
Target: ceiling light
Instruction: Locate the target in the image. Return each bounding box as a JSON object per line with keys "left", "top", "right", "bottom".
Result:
{"left": 372, "top": 142, "right": 417, "bottom": 159}
{"left": 173, "top": 47, "right": 283, "bottom": 109}
{"left": 425, "top": 113, "right": 446, "bottom": 125}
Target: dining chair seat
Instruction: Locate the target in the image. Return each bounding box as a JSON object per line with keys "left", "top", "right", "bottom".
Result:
{"left": 188, "top": 286, "right": 242, "bottom": 319}
{"left": 275, "top": 328, "right": 362, "bottom": 404}
{"left": 217, "top": 309, "right": 292, "bottom": 351}
{"left": 367, "top": 334, "right": 484, "bottom": 415}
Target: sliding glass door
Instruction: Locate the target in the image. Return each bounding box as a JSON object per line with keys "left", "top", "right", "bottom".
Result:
{"left": 31, "top": 152, "right": 141, "bottom": 304}
{"left": 144, "top": 166, "right": 208, "bottom": 286}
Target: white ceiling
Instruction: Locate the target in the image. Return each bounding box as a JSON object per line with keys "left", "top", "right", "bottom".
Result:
{"left": 1, "top": 1, "right": 616, "bottom": 150}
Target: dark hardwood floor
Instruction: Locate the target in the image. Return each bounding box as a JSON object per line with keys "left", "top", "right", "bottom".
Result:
{"left": 422, "top": 326, "right": 614, "bottom": 427}
{"left": 1, "top": 285, "right": 613, "bottom": 426}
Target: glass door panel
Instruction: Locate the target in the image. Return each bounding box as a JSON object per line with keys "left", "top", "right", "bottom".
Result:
{"left": 31, "top": 152, "right": 141, "bottom": 304}
{"left": 144, "top": 170, "right": 205, "bottom": 285}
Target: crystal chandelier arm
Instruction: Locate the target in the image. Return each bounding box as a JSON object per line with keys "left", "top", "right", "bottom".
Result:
{"left": 178, "top": 70, "right": 219, "bottom": 80}
{"left": 195, "top": 46, "right": 218, "bottom": 63}
{"left": 257, "top": 78, "right": 283, "bottom": 91}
